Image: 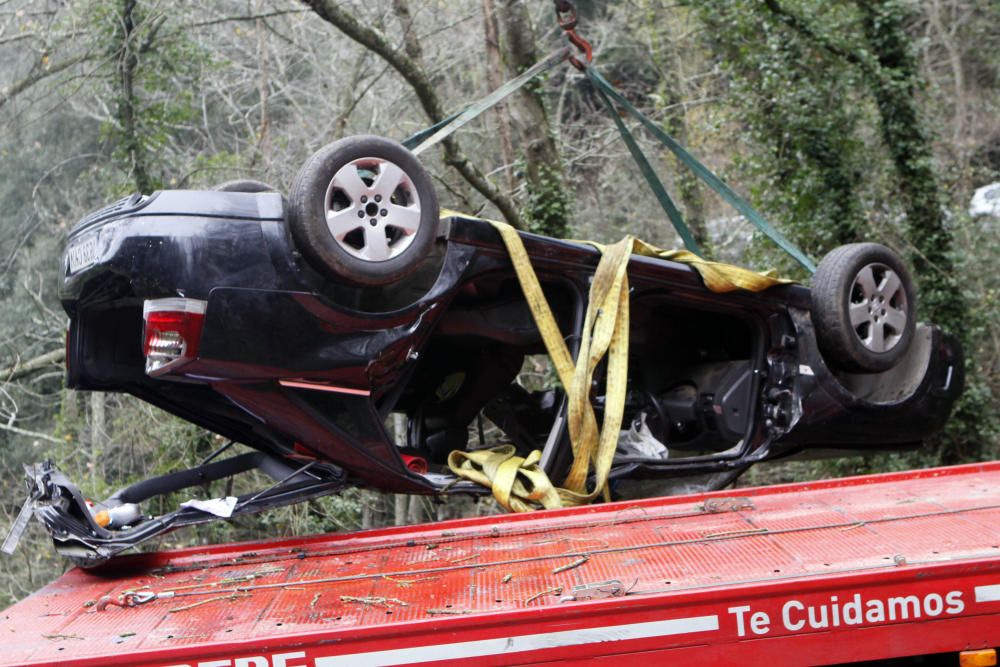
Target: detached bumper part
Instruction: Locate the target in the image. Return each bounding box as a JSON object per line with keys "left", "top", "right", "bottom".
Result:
{"left": 20, "top": 454, "right": 345, "bottom": 566}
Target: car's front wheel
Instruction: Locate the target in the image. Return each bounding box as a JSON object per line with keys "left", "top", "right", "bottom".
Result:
{"left": 288, "top": 135, "right": 439, "bottom": 286}
{"left": 810, "top": 243, "right": 917, "bottom": 373}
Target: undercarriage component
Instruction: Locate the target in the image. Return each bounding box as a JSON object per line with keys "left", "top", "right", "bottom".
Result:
{"left": 645, "top": 360, "right": 753, "bottom": 454}
{"left": 16, "top": 453, "right": 345, "bottom": 567}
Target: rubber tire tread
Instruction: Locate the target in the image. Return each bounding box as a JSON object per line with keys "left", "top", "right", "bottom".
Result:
{"left": 215, "top": 179, "right": 278, "bottom": 193}
{"left": 809, "top": 242, "right": 917, "bottom": 373}
{"left": 288, "top": 135, "right": 438, "bottom": 286}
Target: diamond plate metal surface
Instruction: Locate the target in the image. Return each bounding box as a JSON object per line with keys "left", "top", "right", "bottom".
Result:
{"left": 5, "top": 462, "right": 1000, "bottom": 666}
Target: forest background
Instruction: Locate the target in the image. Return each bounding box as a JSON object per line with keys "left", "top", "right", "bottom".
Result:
{"left": 1, "top": 0, "right": 998, "bottom": 604}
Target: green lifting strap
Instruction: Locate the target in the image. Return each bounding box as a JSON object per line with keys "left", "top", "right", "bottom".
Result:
{"left": 401, "top": 111, "right": 461, "bottom": 151}
{"left": 591, "top": 75, "right": 702, "bottom": 256}
{"left": 399, "top": 43, "right": 815, "bottom": 272}
{"left": 585, "top": 67, "right": 816, "bottom": 273}
{"left": 402, "top": 46, "right": 570, "bottom": 156}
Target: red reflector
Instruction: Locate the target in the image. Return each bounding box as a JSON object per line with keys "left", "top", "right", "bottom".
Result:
{"left": 401, "top": 454, "right": 428, "bottom": 474}
{"left": 143, "top": 310, "right": 204, "bottom": 356}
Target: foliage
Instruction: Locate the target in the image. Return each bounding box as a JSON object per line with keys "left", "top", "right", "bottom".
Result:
{"left": 692, "top": 0, "right": 997, "bottom": 465}
{"left": 696, "top": 0, "right": 870, "bottom": 263}
{"left": 0, "top": 0, "right": 998, "bottom": 606}
{"left": 523, "top": 161, "right": 570, "bottom": 237}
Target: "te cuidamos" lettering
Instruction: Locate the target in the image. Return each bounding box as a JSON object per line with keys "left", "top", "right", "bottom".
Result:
{"left": 729, "top": 590, "right": 964, "bottom": 637}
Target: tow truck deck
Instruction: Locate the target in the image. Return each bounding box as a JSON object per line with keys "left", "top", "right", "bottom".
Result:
{"left": 4, "top": 461, "right": 1000, "bottom": 666}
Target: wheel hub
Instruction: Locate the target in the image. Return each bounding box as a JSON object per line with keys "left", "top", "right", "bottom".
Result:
{"left": 323, "top": 157, "right": 422, "bottom": 262}
{"left": 848, "top": 263, "right": 907, "bottom": 354}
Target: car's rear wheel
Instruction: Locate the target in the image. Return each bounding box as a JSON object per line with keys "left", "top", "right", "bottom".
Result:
{"left": 810, "top": 243, "right": 916, "bottom": 373}
{"left": 215, "top": 179, "right": 277, "bottom": 193}
{"left": 288, "top": 135, "right": 439, "bottom": 286}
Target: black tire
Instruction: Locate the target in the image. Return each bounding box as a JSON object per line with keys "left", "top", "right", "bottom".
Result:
{"left": 214, "top": 179, "right": 277, "bottom": 193}
{"left": 288, "top": 135, "right": 439, "bottom": 286}
{"left": 810, "top": 243, "right": 917, "bottom": 373}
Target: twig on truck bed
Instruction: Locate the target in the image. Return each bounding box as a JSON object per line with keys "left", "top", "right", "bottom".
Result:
{"left": 524, "top": 586, "right": 563, "bottom": 604}
{"left": 426, "top": 608, "right": 471, "bottom": 615}
{"left": 340, "top": 596, "right": 409, "bottom": 607}
{"left": 168, "top": 593, "right": 250, "bottom": 614}
{"left": 552, "top": 555, "right": 589, "bottom": 574}
{"left": 382, "top": 574, "right": 440, "bottom": 587}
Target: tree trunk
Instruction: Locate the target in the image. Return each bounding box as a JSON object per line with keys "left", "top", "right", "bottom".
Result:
{"left": 391, "top": 413, "right": 408, "bottom": 526}
{"left": 854, "top": 0, "right": 976, "bottom": 464}
{"left": 360, "top": 491, "right": 376, "bottom": 529}
{"left": 664, "top": 112, "right": 710, "bottom": 251}
{"left": 497, "top": 0, "right": 569, "bottom": 237}
{"left": 645, "top": 3, "right": 710, "bottom": 251}
{"left": 394, "top": 494, "right": 408, "bottom": 526}
{"left": 391, "top": 0, "right": 424, "bottom": 63}
{"left": 925, "top": 0, "right": 967, "bottom": 150}
{"left": 406, "top": 494, "right": 423, "bottom": 524}
{"left": 254, "top": 11, "right": 273, "bottom": 175}
{"left": 482, "top": 0, "right": 516, "bottom": 191}
{"left": 116, "top": 0, "right": 152, "bottom": 193}
{"left": 855, "top": 0, "right": 963, "bottom": 334}
{"left": 63, "top": 388, "right": 79, "bottom": 423}
{"left": 89, "top": 392, "right": 106, "bottom": 488}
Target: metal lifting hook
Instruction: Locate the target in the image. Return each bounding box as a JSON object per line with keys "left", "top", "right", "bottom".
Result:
{"left": 94, "top": 589, "right": 174, "bottom": 611}
{"left": 553, "top": 0, "right": 592, "bottom": 71}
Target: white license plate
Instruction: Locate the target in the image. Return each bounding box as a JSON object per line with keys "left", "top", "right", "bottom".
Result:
{"left": 67, "top": 232, "right": 100, "bottom": 274}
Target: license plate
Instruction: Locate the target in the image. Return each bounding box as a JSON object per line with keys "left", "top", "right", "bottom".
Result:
{"left": 67, "top": 232, "right": 100, "bottom": 274}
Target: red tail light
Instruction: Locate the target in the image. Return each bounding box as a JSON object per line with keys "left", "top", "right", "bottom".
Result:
{"left": 142, "top": 298, "right": 207, "bottom": 375}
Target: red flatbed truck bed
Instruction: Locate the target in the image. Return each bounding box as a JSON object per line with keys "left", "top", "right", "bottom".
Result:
{"left": 5, "top": 462, "right": 1000, "bottom": 667}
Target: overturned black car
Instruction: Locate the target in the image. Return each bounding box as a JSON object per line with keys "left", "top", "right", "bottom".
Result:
{"left": 20, "top": 136, "right": 962, "bottom": 565}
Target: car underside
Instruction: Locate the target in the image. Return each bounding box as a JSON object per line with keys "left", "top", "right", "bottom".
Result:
{"left": 12, "top": 137, "right": 964, "bottom": 566}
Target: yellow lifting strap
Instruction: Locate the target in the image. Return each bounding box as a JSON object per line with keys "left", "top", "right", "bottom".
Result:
{"left": 447, "top": 218, "right": 791, "bottom": 512}
{"left": 447, "top": 446, "right": 564, "bottom": 513}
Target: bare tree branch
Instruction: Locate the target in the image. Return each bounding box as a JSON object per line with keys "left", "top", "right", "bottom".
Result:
{"left": 2, "top": 349, "right": 64, "bottom": 383}
{"left": 0, "top": 30, "right": 84, "bottom": 47}
{"left": 300, "top": 0, "right": 523, "bottom": 227}
{"left": 0, "top": 53, "right": 90, "bottom": 111}
{"left": 0, "top": 421, "right": 63, "bottom": 445}
{"left": 178, "top": 8, "right": 310, "bottom": 31}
